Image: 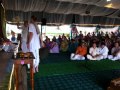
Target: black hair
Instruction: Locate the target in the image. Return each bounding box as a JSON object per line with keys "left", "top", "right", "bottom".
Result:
{"left": 115, "top": 42, "right": 119, "bottom": 45}
{"left": 92, "top": 42, "right": 96, "bottom": 45}
{"left": 101, "top": 42, "right": 105, "bottom": 45}
{"left": 31, "top": 15, "right": 37, "bottom": 21}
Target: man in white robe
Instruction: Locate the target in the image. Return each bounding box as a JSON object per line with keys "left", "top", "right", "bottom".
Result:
{"left": 108, "top": 42, "right": 120, "bottom": 61}
{"left": 17, "top": 21, "right": 29, "bottom": 53}
{"left": 87, "top": 43, "right": 100, "bottom": 60}
{"left": 27, "top": 16, "right": 42, "bottom": 73}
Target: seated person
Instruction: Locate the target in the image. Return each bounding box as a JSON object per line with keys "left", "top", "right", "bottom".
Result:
{"left": 68, "top": 39, "right": 77, "bottom": 53}
{"left": 87, "top": 43, "right": 99, "bottom": 60}
{"left": 50, "top": 40, "right": 59, "bottom": 53}
{"left": 97, "top": 42, "right": 109, "bottom": 60}
{"left": 44, "top": 38, "right": 51, "bottom": 49}
{"left": 60, "top": 37, "right": 68, "bottom": 52}
{"left": 108, "top": 42, "right": 120, "bottom": 61}
{"left": 70, "top": 42, "right": 87, "bottom": 60}
{"left": 11, "top": 31, "right": 17, "bottom": 43}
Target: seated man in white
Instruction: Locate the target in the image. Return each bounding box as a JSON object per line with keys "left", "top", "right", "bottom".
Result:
{"left": 97, "top": 42, "right": 109, "bottom": 60}
{"left": 108, "top": 42, "right": 120, "bottom": 61}
{"left": 87, "top": 43, "right": 100, "bottom": 60}
{"left": 70, "top": 42, "right": 87, "bottom": 60}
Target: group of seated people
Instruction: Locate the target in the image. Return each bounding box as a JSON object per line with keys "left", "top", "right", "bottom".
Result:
{"left": 43, "top": 34, "right": 69, "bottom": 53}
{"left": 70, "top": 41, "right": 120, "bottom": 61}
{"left": 44, "top": 36, "right": 60, "bottom": 53}
{"left": 1, "top": 29, "right": 120, "bottom": 62}
{"left": 43, "top": 30, "right": 120, "bottom": 61}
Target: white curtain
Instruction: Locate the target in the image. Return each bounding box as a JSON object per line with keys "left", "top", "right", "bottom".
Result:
{"left": 4, "top": 0, "right": 120, "bottom": 24}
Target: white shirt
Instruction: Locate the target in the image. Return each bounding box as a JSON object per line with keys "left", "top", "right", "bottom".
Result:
{"left": 21, "top": 26, "right": 28, "bottom": 42}
{"left": 99, "top": 46, "right": 109, "bottom": 56}
{"left": 89, "top": 47, "right": 99, "bottom": 56}
{"left": 19, "top": 25, "right": 28, "bottom": 42}
{"left": 29, "top": 23, "right": 40, "bottom": 50}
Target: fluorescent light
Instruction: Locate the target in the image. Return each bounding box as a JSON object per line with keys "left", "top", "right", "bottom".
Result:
{"left": 107, "top": 0, "right": 111, "bottom": 2}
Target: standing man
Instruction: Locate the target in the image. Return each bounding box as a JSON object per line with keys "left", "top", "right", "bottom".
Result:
{"left": 17, "top": 21, "right": 29, "bottom": 53}
{"left": 27, "top": 16, "right": 43, "bottom": 73}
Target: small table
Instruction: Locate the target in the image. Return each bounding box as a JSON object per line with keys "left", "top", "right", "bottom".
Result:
{"left": 14, "top": 52, "right": 35, "bottom": 90}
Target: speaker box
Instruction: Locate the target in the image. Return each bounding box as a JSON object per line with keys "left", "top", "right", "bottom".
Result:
{"left": 41, "top": 18, "right": 46, "bottom": 25}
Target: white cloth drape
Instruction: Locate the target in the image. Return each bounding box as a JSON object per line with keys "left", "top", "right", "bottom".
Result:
{"left": 4, "top": 0, "right": 120, "bottom": 24}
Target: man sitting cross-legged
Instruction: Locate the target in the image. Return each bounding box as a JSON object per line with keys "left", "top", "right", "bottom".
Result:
{"left": 70, "top": 42, "right": 87, "bottom": 60}
{"left": 108, "top": 42, "right": 120, "bottom": 61}
{"left": 87, "top": 43, "right": 100, "bottom": 60}
{"left": 96, "top": 42, "right": 109, "bottom": 60}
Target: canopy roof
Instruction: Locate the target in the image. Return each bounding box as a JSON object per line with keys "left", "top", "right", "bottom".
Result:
{"left": 3, "top": 0, "right": 120, "bottom": 25}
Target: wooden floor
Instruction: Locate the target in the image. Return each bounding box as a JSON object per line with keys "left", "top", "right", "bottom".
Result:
{"left": 0, "top": 51, "right": 13, "bottom": 87}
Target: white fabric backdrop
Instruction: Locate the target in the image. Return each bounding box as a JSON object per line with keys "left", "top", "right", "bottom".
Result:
{"left": 4, "top": 0, "right": 120, "bottom": 24}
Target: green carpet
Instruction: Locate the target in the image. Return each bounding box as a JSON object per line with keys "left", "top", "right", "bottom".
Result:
{"left": 28, "top": 70, "right": 120, "bottom": 90}
{"left": 40, "top": 53, "right": 70, "bottom": 64}
{"left": 37, "top": 62, "right": 88, "bottom": 77}
{"left": 27, "top": 53, "right": 120, "bottom": 90}
{"left": 37, "top": 60, "right": 120, "bottom": 77}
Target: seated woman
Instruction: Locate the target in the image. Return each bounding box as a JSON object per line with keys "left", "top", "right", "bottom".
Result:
{"left": 108, "top": 42, "right": 120, "bottom": 61}
{"left": 70, "top": 42, "right": 87, "bottom": 60}
{"left": 87, "top": 43, "right": 100, "bottom": 60}
{"left": 60, "top": 36, "right": 68, "bottom": 52}
{"left": 50, "top": 40, "right": 59, "bottom": 53}
{"left": 44, "top": 38, "right": 51, "bottom": 49}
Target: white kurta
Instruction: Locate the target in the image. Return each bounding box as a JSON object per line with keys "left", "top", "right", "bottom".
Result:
{"left": 70, "top": 53, "right": 85, "bottom": 60}
{"left": 98, "top": 46, "right": 109, "bottom": 60}
{"left": 21, "top": 26, "right": 29, "bottom": 53}
{"left": 108, "top": 47, "right": 120, "bottom": 61}
{"left": 87, "top": 47, "right": 99, "bottom": 60}
{"left": 29, "top": 23, "right": 40, "bottom": 68}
